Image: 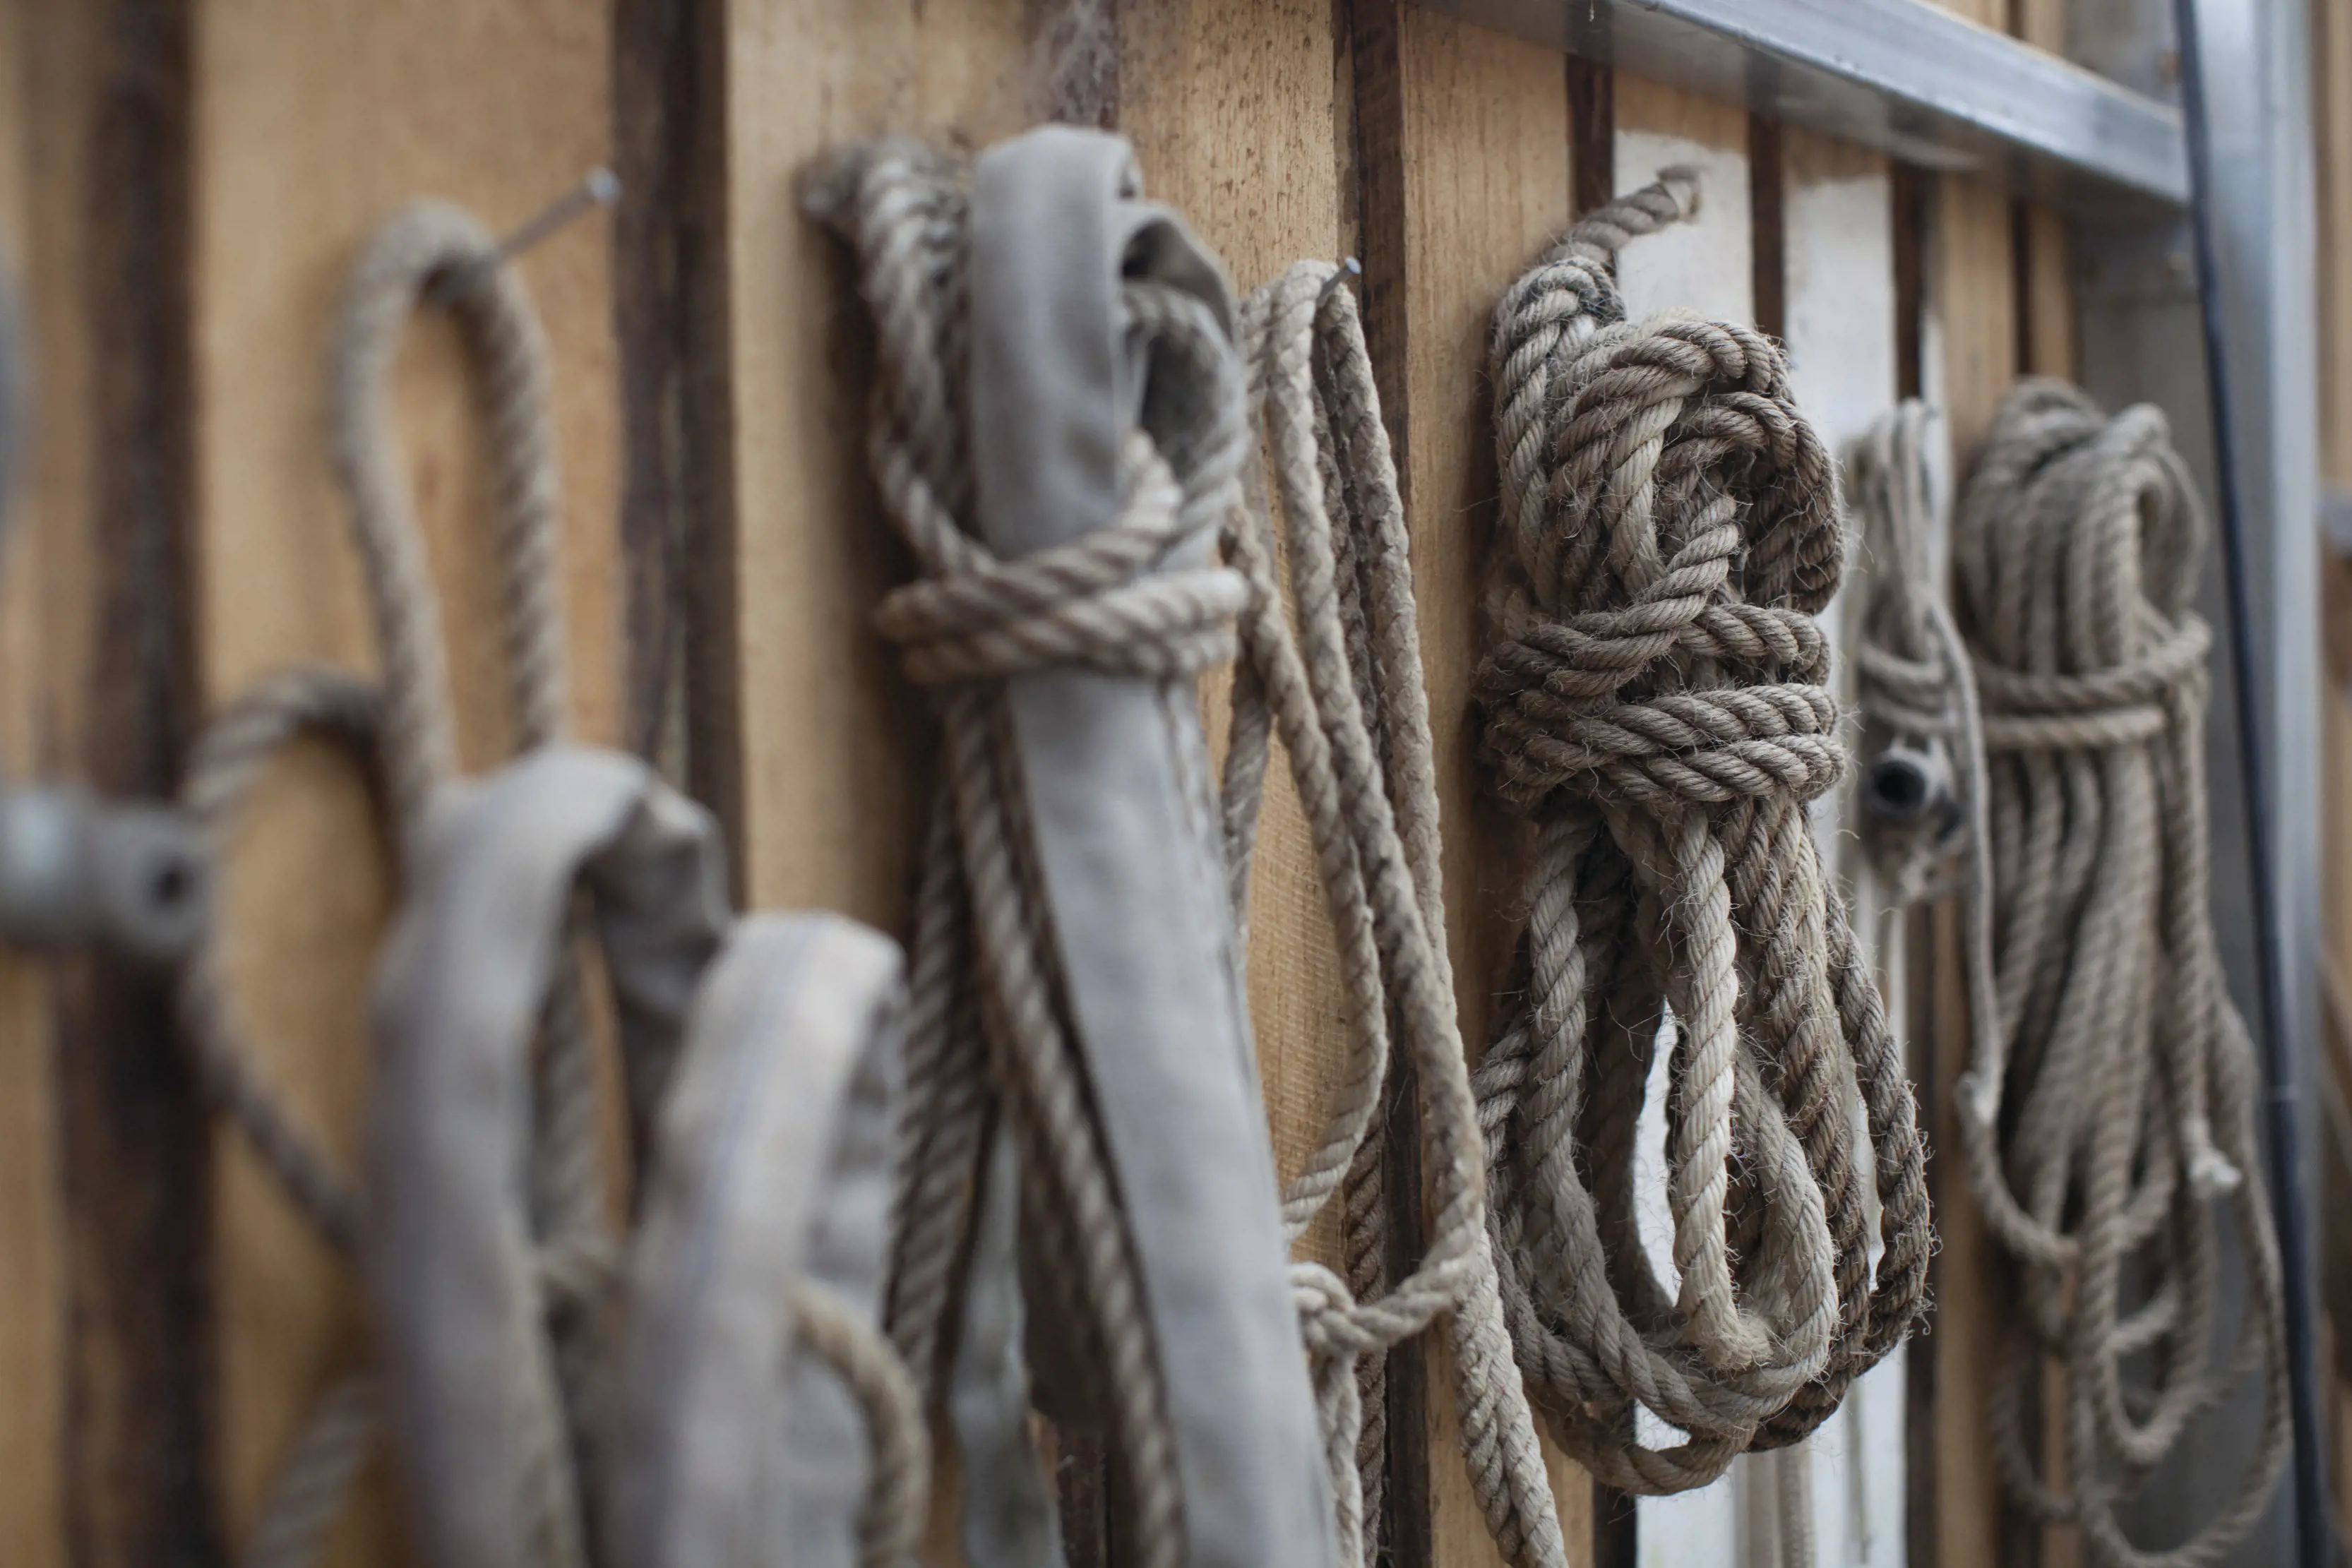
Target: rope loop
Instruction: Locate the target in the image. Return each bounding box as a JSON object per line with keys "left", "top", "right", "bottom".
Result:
{"left": 327, "top": 198, "right": 569, "bottom": 840}
{"left": 1224, "top": 258, "right": 1568, "bottom": 1568}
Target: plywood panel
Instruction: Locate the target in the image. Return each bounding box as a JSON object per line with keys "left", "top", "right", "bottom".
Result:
{"left": 1383, "top": 8, "right": 1591, "bottom": 1564}
{"left": 189, "top": 1, "right": 623, "bottom": 1560}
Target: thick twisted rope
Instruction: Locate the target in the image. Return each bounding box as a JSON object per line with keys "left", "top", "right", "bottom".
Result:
{"left": 1953, "top": 380, "right": 2287, "bottom": 1567}
{"left": 177, "top": 201, "right": 596, "bottom": 1568}
{"left": 1470, "top": 172, "right": 1931, "bottom": 1495}
{"left": 806, "top": 138, "right": 1255, "bottom": 1568}
{"left": 1224, "top": 263, "right": 1564, "bottom": 1568}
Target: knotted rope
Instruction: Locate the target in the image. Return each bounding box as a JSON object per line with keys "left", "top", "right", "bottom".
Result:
{"left": 1469, "top": 172, "right": 1932, "bottom": 1495}
{"left": 1224, "top": 263, "right": 1564, "bottom": 1568}
{"left": 1954, "top": 379, "right": 2286, "bottom": 1567}
{"left": 806, "top": 138, "right": 1255, "bottom": 1568}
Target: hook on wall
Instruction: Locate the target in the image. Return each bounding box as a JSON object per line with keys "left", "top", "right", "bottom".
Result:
{"left": 0, "top": 267, "right": 207, "bottom": 962}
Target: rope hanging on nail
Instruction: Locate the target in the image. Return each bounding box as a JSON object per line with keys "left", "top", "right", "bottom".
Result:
{"left": 177, "top": 199, "right": 602, "bottom": 1568}
{"left": 1222, "top": 262, "right": 1565, "bottom": 1568}
{"left": 1953, "top": 380, "right": 2287, "bottom": 1568}
{"left": 1469, "top": 169, "right": 1933, "bottom": 1495}
{"left": 806, "top": 137, "right": 1255, "bottom": 1568}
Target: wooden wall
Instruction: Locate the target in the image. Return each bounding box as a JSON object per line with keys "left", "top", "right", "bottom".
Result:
{"left": 0, "top": 3, "right": 2094, "bottom": 1567}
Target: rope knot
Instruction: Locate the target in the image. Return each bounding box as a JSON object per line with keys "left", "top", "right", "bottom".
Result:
{"left": 873, "top": 432, "right": 1248, "bottom": 684}
{"left": 1973, "top": 616, "right": 2211, "bottom": 755}
{"left": 1476, "top": 311, "right": 1844, "bottom": 824}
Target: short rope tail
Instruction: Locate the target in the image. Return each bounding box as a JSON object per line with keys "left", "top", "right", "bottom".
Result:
{"left": 1953, "top": 378, "right": 2288, "bottom": 1568}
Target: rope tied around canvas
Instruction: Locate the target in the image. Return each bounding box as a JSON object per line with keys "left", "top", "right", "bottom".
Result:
{"left": 808, "top": 128, "right": 1337, "bottom": 1568}
{"left": 1954, "top": 380, "right": 2287, "bottom": 1568}
{"left": 1223, "top": 262, "right": 1564, "bottom": 1568}
{"left": 1469, "top": 171, "right": 1932, "bottom": 1495}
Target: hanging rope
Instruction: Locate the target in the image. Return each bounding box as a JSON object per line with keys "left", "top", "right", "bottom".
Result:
{"left": 188, "top": 199, "right": 929, "bottom": 1568}
{"left": 177, "top": 198, "right": 595, "bottom": 1568}
{"left": 1469, "top": 171, "right": 1933, "bottom": 1495}
{"left": 1952, "top": 379, "right": 2287, "bottom": 1568}
{"left": 1224, "top": 262, "right": 1564, "bottom": 1568}
{"left": 808, "top": 131, "right": 1344, "bottom": 1568}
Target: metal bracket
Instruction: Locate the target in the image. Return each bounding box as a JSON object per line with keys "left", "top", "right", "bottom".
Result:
{"left": 1411, "top": 0, "right": 2187, "bottom": 213}
{"left": 0, "top": 787, "right": 208, "bottom": 962}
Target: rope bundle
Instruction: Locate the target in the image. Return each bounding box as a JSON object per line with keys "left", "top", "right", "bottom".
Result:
{"left": 1224, "top": 263, "right": 1563, "bottom": 1568}
{"left": 1953, "top": 380, "right": 2286, "bottom": 1567}
{"left": 1469, "top": 173, "right": 1932, "bottom": 1495}
{"left": 806, "top": 136, "right": 1268, "bottom": 1568}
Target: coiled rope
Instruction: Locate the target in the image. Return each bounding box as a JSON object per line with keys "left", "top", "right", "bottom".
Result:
{"left": 806, "top": 136, "right": 1262, "bottom": 1568}
{"left": 1469, "top": 171, "right": 1932, "bottom": 1495}
{"left": 1952, "top": 380, "right": 2287, "bottom": 1567}
{"left": 1224, "top": 263, "right": 1564, "bottom": 1568}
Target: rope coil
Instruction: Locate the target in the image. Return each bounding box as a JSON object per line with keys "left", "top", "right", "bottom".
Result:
{"left": 1952, "top": 379, "right": 2287, "bottom": 1568}
{"left": 1471, "top": 172, "right": 1932, "bottom": 1495}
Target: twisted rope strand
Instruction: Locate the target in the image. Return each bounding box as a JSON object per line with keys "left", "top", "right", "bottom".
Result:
{"left": 1951, "top": 380, "right": 2287, "bottom": 1568}
{"left": 1472, "top": 172, "right": 1931, "bottom": 1496}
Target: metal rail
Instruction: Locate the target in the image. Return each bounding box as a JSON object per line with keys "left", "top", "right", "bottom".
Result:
{"left": 1413, "top": 0, "right": 2188, "bottom": 210}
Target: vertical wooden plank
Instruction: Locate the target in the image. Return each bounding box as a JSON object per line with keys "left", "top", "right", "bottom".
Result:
{"left": 2018, "top": 205, "right": 2077, "bottom": 382}
{"left": 2012, "top": 0, "right": 2077, "bottom": 384}
{"left": 1916, "top": 6, "right": 2022, "bottom": 1553}
{"left": 0, "top": 7, "right": 80, "bottom": 1566}
{"left": 1923, "top": 176, "right": 2021, "bottom": 1568}
{"left": 1613, "top": 68, "right": 1755, "bottom": 1566}
{"left": 1121, "top": 0, "right": 1356, "bottom": 1280}
{"left": 1611, "top": 75, "right": 1749, "bottom": 327}
{"left": 1372, "top": 8, "right": 1594, "bottom": 1565}
{"left": 722, "top": 0, "right": 1026, "bottom": 931}
{"left": 23, "top": 4, "right": 216, "bottom": 1564}
{"left": 188, "top": 3, "right": 623, "bottom": 1561}
{"left": 721, "top": 1, "right": 1028, "bottom": 1557}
